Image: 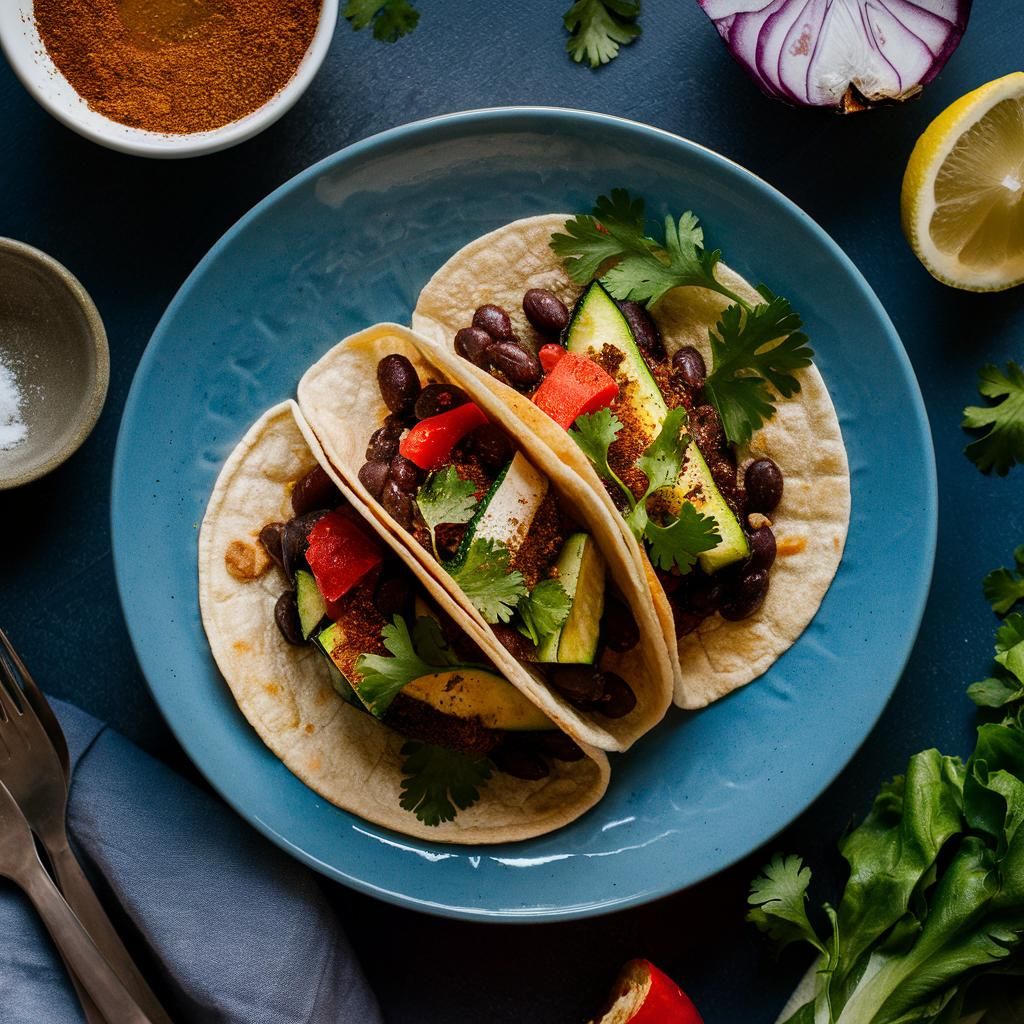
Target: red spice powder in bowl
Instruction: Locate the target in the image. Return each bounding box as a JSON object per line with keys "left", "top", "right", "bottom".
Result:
{"left": 0, "top": 0, "right": 338, "bottom": 158}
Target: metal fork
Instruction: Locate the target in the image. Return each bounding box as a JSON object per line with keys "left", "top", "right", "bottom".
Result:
{"left": 0, "top": 776, "right": 153, "bottom": 1023}
{"left": 0, "top": 630, "right": 173, "bottom": 1024}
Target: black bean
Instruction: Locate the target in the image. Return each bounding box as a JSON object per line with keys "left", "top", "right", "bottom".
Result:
{"left": 383, "top": 414, "right": 408, "bottom": 437}
{"left": 358, "top": 460, "right": 390, "bottom": 500}
{"left": 617, "top": 300, "right": 665, "bottom": 361}
{"left": 537, "top": 731, "right": 585, "bottom": 762}
{"left": 374, "top": 575, "right": 412, "bottom": 619}
{"left": 748, "top": 526, "right": 777, "bottom": 571}
{"left": 469, "top": 423, "right": 514, "bottom": 470}
{"left": 597, "top": 673, "right": 637, "bottom": 719}
{"left": 523, "top": 289, "right": 570, "bottom": 337}
{"left": 671, "top": 346, "right": 707, "bottom": 390}
{"left": 491, "top": 742, "right": 550, "bottom": 781}
{"left": 454, "top": 327, "right": 495, "bottom": 369}
{"left": 281, "top": 510, "right": 329, "bottom": 579}
{"left": 490, "top": 341, "right": 542, "bottom": 388}
{"left": 472, "top": 304, "right": 514, "bottom": 340}
{"left": 414, "top": 382, "right": 468, "bottom": 420}
{"left": 682, "top": 575, "right": 724, "bottom": 617}
{"left": 274, "top": 591, "right": 305, "bottom": 646}
{"left": 389, "top": 455, "right": 422, "bottom": 493}
{"left": 290, "top": 464, "right": 341, "bottom": 516}
{"left": 550, "top": 665, "right": 605, "bottom": 704}
{"left": 377, "top": 354, "right": 421, "bottom": 416}
{"left": 381, "top": 479, "right": 414, "bottom": 529}
{"left": 258, "top": 522, "right": 286, "bottom": 572}
{"left": 673, "top": 607, "right": 705, "bottom": 638}
{"left": 719, "top": 569, "right": 770, "bottom": 621}
{"left": 745, "top": 458, "right": 784, "bottom": 514}
{"left": 366, "top": 426, "right": 400, "bottom": 462}
{"left": 602, "top": 596, "right": 640, "bottom": 653}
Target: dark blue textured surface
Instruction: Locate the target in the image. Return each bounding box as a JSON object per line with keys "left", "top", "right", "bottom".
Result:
{"left": 1, "top": 2, "right": 1022, "bottom": 1020}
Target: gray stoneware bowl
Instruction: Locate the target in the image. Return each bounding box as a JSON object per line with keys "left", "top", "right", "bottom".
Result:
{"left": 0, "top": 239, "right": 109, "bottom": 489}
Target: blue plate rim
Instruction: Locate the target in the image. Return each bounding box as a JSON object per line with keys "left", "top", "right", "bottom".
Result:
{"left": 111, "top": 106, "right": 938, "bottom": 922}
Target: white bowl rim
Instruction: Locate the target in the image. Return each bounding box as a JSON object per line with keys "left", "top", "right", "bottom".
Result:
{"left": 0, "top": 0, "right": 338, "bottom": 159}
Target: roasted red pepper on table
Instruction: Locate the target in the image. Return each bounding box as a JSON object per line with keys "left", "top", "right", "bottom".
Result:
{"left": 532, "top": 351, "right": 618, "bottom": 430}
{"left": 305, "top": 511, "right": 382, "bottom": 603}
{"left": 399, "top": 401, "right": 489, "bottom": 470}
{"left": 590, "top": 960, "right": 703, "bottom": 1023}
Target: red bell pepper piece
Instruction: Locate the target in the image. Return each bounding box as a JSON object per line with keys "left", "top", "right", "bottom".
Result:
{"left": 305, "top": 511, "right": 382, "bottom": 603}
{"left": 590, "top": 960, "right": 703, "bottom": 1024}
{"left": 532, "top": 352, "right": 618, "bottom": 430}
{"left": 538, "top": 343, "right": 566, "bottom": 374}
{"left": 398, "top": 401, "right": 489, "bottom": 471}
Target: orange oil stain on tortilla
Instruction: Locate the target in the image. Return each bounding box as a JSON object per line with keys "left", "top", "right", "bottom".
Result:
{"left": 264, "top": 682, "right": 280, "bottom": 697}
{"left": 232, "top": 640, "right": 250, "bottom": 654}
{"left": 307, "top": 754, "right": 322, "bottom": 773}
{"left": 224, "top": 539, "right": 269, "bottom": 581}
{"left": 777, "top": 536, "right": 808, "bottom": 556}
{"left": 304, "top": 723, "right": 315, "bottom": 734}
{"left": 314, "top": 688, "right": 331, "bottom": 706}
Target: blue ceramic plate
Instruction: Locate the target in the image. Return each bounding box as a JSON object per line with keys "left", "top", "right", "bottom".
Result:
{"left": 112, "top": 109, "right": 936, "bottom": 922}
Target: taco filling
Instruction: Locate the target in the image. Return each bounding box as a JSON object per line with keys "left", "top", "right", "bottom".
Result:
{"left": 353, "top": 356, "right": 644, "bottom": 722}
{"left": 259, "top": 462, "right": 591, "bottom": 821}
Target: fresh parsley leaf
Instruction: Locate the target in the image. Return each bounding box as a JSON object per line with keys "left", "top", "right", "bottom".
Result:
{"left": 703, "top": 290, "right": 815, "bottom": 446}
{"left": 997, "top": 613, "right": 1024, "bottom": 655}
{"left": 399, "top": 740, "right": 492, "bottom": 826}
{"left": 636, "top": 407, "right": 689, "bottom": 496}
{"left": 517, "top": 580, "right": 572, "bottom": 646}
{"left": 968, "top": 676, "right": 1024, "bottom": 709}
{"left": 412, "top": 615, "right": 459, "bottom": 667}
{"left": 963, "top": 362, "right": 1024, "bottom": 476}
{"left": 354, "top": 616, "right": 437, "bottom": 718}
{"left": 563, "top": 0, "right": 640, "bottom": 68}
{"left": 747, "top": 854, "right": 826, "bottom": 954}
{"left": 984, "top": 547, "right": 1024, "bottom": 616}
{"left": 449, "top": 538, "right": 528, "bottom": 625}
{"left": 343, "top": 0, "right": 419, "bottom": 41}
{"left": 643, "top": 502, "right": 720, "bottom": 573}
{"left": 569, "top": 408, "right": 623, "bottom": 484}
{"left": 417, "top": 467, "right": 479, "bottom": 560}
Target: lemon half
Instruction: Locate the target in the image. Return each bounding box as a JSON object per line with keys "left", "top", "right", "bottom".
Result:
{"left": 902, "top": 72, "right": 1024, "bottom": 292}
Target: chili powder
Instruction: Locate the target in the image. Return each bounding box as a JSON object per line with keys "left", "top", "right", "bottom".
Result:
{"left": 33, "top": 0, "right": 321, "bottom": 135}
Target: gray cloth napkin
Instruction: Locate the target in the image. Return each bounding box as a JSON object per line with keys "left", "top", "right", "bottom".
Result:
{"left": 0, "top": 698, "right": 382, "bottom": 1024}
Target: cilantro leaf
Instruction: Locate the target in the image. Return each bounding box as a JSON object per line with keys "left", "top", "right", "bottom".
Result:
{"left": 968, "top": 676, "right": 1024, "bottom": 709}
{"left": 602, "top": 212, "right": 726, "bottom": 307}
{"left": 449, "top": 538, "right": 528, "bottom": 624}
{"left": 747, "top": 854, "right": 826, "bottom": 954}
{"left": 569, "top": 407, "right": 623, "bottom": 484}
{"left": 417, "top": 467, "right": 479, "bottom": 560}
{"left": 551, "top": 191, "right": 652, "bottom": 285}
{"left": 636, "top": 407, "right": 689, "bottom": 497}
{"left": 963, "top": 362, "right": 1024, "bottom": 476}
{"left": 411, "top": 615, "right": 459, "bottom": 667}
{"left": 703, "top": 290, "right": 815, "bottom": 446}
{"left": 399, "top": 740, "right": 492, "bottom": 826}
{"left": 997, "top": 613, "right": 1024, "bottom": 654}
{"left": 984, "top": 547, "right": 1024, "bottom": 616}
{"left": 354, "top": 616, "right": 438, "bottom": 718}
{"left": 643, "top": 502, "right": 720, "bottom": 573}
{"left": 563, "top": 0, "right": 640, "bottom": 69}
{"left": 343, "top": 0, "right": 419, "bottom": 41}
{"left": 517, "top": 580, "right": 572, "bottom": 647}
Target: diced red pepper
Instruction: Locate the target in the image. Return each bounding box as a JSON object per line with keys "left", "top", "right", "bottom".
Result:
{"left": 590, "top": 960, "right": 703, "bottom": 1024}
{"left": 538, "top": 343, "right": 567, "bottom": 374}
{"left": 305, "top": 511, "right": 382, "bottom": 603}
{"left": 532, "top": 352, "right": 618, "bottom": 430}
{"left": 398, "top": 401, "right": 489, "bottom": 471}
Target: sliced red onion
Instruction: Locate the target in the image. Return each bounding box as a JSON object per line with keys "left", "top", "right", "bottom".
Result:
{"left": 698, "top": 0, "right": 973, "bottom": 111}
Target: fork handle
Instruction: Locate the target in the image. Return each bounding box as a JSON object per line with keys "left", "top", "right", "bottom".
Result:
{"left": 22, "top": 863, "right": 153, "bottom": 1024}
{"left": 48, "top": 839, "right": 174, "bottom": 1024}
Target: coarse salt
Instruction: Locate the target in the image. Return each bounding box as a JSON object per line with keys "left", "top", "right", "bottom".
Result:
{"left": 0, "top": 357, "right": 27, "bottom": 451}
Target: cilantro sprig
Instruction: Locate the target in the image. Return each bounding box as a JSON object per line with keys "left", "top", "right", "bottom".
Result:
{"left": 983, "top": 545, "right": 1024, "bottom": 616}
{"left": 963, "top": 361, "right": 1024, "bottom": 476}
{"left": 570, "top": 406, "right": 719, "bottom": 573}
{"left": 399, "top": 741, "right": 492, "bottom": 827}
{"left": 417, "top": 467, "right": 479, "bottom": 560}
{"left": 343, "top": 0, "right": 419, "bottom": 41}
{"left": 354, "top": 615, "right": 458, "bottom": 717}
{"left": 564, "top": 0, "right": 641, "bottom": 68}
{"left": 517, "top": 580, "right": 572, "bottom": 646}
{"left": 449, "top": 538, "right": 529, "bottom": 625}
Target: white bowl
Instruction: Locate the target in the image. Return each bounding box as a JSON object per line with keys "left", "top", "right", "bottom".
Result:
{"left": 0, "top": 0, "right": 338, "bottom": 159}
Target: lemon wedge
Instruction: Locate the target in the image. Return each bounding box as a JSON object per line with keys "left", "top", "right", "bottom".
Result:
{"left": 901, "top": 72, "right": 1024, "bottom": 292}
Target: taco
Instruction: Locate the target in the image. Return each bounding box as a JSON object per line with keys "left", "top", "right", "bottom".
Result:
{"left": 198, "top": 400, "right": 610, "bottom": 843}
{"left": 410, "top": 202, "right": 851, "bottom": 709}
{"left": 296, "top": 325, "right": 675, "bottom": 753}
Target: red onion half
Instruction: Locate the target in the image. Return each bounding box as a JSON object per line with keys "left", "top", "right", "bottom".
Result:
{"left": 698, "top": 0, "right": 973, "bottom": 111}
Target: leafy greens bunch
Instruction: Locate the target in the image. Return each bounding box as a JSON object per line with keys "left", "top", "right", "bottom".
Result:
{"left": 749, "top": 556, "right": 1024, "bottom": 1024}
{"left": 551, "top": 189, "right": 814, "bottom": 446}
